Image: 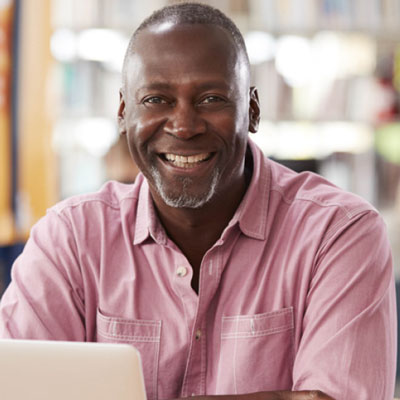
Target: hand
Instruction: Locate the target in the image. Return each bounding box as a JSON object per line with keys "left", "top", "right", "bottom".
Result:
{"left": 173, "top": 390, "right": 335, "bottom": 400}
{"left": 270, "top": 391, "right": 335, "bottom": 399}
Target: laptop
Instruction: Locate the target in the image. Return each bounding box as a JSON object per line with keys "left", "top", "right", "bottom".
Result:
{"left": 0, "top": 339, "right": 147, "bottom": 400}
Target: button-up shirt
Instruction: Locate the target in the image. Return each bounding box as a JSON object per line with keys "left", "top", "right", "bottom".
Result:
{"left": 0, "top": 140, "right": 396, "bottom": 400}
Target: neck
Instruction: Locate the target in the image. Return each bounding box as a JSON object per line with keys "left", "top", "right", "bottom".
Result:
{"left": 153, "top": 149, "right": 253, "bottom": 242}
{"left": 150, "top": 155, "right": 252, "bottom": 293}
{"left": 155, "top": 173, "right": 247, "bottom": 238}
{"left": 153, "top": 174, "right": 248, "bottom": 294}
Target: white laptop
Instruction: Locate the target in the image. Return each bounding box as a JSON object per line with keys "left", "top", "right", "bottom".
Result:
{"left": 0, "top": 339, "right": 147, "bottom": 400}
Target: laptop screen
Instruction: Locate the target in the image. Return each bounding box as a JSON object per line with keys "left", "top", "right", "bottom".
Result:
{"left": 0, "top": 339, "right": 147, "bottom": 400}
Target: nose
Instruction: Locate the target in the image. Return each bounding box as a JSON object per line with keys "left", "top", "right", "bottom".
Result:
{"left": 163, "top": 102, "right": 206, "bottom": 139}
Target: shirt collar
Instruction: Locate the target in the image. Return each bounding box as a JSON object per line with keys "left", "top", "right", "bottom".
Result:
{"left": 232, "top": 139, "right": 271, "bottom": 240}
{"left": 133, "top": 138, "right": 270, "bottom": 245}
{"left": 133, "top": 176, "right": 167, "bottom": 245}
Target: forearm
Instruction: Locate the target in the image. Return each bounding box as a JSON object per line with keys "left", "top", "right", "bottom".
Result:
{"left": 174, "top": 390, "right": 334, "bottom": 400}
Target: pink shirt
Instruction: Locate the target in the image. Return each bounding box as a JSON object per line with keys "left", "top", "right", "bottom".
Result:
{"left": 0, "top": 140, "right": 396, "bottom": 400}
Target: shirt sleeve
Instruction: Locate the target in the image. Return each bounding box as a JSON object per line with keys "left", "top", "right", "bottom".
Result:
{"left": 292, "top": 210, "right": 397, "bottom": 399}
{"left": 0, "top": 210, "right": 86, "bottom": 340}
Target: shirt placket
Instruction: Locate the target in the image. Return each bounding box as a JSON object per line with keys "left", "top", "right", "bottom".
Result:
{"left": 180, "top": 244, "right": 223, "bottom": 397}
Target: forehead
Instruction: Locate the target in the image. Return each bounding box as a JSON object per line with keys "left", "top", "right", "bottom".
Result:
{"left": 137, "top": 22, "right": 238, "bottom": 57}
{"left": 124, "top": 23, "right": 247, "bottom": 90}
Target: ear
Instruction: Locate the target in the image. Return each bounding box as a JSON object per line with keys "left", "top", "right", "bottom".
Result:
{"left": 248, "top": 86, "right": 260, "bottom": 133}
{"left": 118, "top": 89, "right": 127, "bottom": 135}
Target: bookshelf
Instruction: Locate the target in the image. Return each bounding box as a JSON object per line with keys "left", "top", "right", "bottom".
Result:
{"left": 49, "top": 0, "right": 400, "bottom": 207}
{"left": 45, "top": 2, "right": 400, "bottom": 391}
{"left": 249, "top": 0, "right": 400, "bottom": 35}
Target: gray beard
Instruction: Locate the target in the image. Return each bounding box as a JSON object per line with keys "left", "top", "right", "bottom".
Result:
{"left": 150, "top": 165, "right": 220, "bottom": 209}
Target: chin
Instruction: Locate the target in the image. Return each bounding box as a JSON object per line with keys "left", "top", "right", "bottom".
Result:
{"left": 151, "top": 166, "right": 220, "bottom": 209}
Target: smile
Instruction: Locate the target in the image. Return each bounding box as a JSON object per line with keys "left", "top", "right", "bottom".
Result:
{"left": 162, "top": 152, "right": 213, "bottom": 169}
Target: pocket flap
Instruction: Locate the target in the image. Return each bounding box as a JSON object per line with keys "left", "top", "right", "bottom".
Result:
{"left": 222, "top": 307, "right": 293, "bottom": 338}
{"left": 97, "top": 309, "right": 161, "bottom": 341}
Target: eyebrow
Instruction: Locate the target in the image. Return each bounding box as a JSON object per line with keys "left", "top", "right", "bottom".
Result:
{"left": 137, "top": 82, "right": 172, "bottom": 92}
{"left": 136, "top": 80, "right": 232, "bottom": 93}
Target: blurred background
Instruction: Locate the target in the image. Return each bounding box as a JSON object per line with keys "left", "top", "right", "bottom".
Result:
{"left": 0, "top": 0, "right": 400, "bottom": 391}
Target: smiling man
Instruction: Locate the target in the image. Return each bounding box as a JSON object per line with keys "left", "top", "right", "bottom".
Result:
{"left": 0, "top": 3, "right": 396, "bottom": 400}
{"left": 119, "top": 15, "right": 258, "bottom": 292}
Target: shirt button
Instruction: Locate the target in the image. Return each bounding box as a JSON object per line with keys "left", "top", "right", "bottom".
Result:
{"left": 195, "top": 329, "right": 202, "bottom": 340}
{"left": 176, "top": 266, "right": 187, "bottom": 277}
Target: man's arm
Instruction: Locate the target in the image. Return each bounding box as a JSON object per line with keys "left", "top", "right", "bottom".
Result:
{"left": 291, "top": 210, "right": 396, "bottom": 398}
{"left": 0, "top": 210, "right": 85, "bottom": 340}
{"left": 176, "top": 211, "right": 395, "bottom": 400}
{"left": 175, "top": 390, "right": 334, "bottom": 399}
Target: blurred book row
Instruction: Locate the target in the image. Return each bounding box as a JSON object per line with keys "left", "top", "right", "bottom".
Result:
{"left": 51, "top": 0, "right": 400, "bottom": 34}
{"left": 1, "top": 0, "right": 400, "bottom": 283}
{"left": 250, "top": 0, "right": 400, "bottom": 34}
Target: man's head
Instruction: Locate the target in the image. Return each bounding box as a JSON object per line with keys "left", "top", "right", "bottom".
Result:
{"left": 118, "top": 2, "right": 260, "bottom": 210}
{"left": 121, "top": 2, "right": 251, "bottom": 91}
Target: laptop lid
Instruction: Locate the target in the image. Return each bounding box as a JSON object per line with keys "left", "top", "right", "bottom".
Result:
{"left": 0, "top": 339, "right": 147, "bottom": 400}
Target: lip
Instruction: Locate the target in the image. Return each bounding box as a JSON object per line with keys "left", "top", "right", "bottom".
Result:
{"left": 157, "top": 151, "right": 217, "bottom": 174}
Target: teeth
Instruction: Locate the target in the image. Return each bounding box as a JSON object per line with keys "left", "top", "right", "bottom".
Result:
{"left": 164, "top": 152, "right": 210, "bottom": 167}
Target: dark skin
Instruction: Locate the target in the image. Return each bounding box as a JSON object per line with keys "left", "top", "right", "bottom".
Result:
{"left": 154, "top": 157, "right": 252, "bottom": 291}
{"left": 174, "top": 391, "right": 334, "bottom": 400}
{"left": 118, "top": 22, "right": 335, "bottom": 400}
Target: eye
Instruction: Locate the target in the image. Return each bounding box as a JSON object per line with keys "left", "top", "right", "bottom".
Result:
{"left": 143, "top": 96, "right": 168, "bottom": 105}
{"left": 200, "top": 95, "right": 225, "bottom": 104}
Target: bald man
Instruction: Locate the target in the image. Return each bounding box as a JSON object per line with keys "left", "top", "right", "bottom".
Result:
{"left": 0, "top": 3, "right": 396, "bottom": 400}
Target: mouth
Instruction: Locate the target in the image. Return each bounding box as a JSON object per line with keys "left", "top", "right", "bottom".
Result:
{"left": 160, "top": 152, "right": 214, "bottom": 169}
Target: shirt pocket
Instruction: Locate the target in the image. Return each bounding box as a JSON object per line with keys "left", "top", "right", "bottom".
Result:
{"left": 96, "top": 309, "right": 161, "bottom": 400}
{"left": 216, "top": 307, "right": 294, "bottom": 394}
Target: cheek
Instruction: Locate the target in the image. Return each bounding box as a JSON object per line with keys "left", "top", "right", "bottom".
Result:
{"left": 214, "top": 110, "right": 249, "bottom": 145}
{"left": 125, "top": 133, "right": 141, "bottom": 167}
{"left": 125, "top": 127, "right": 149, "bottom": 166}
{"left": 126, "top": 104, "right": 164, "bottom": 134}
{"left": 127, "top": 115, "right": 153, "bottom": 140}
{"left": 234, "top": 101, "right": 250, "bottom": 130}
{"left": 125, "top": 114, "right": 161, "bottom": 152}
{"left": 229, "top": 108, "right": 250, "bottom": 157}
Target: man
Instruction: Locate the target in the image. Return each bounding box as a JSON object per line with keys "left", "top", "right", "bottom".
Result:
{"left": 0, "top": 3, "right": 396, "bottom": 400}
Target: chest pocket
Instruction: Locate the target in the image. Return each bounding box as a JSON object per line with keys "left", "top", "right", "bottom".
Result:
{"left": 96, "top": 309, "right": 161, "bottom": 400}
{"left": 216, "top": 307, "right": 294, "bottom": 394}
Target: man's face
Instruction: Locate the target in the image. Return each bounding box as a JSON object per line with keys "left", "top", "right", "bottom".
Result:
{"left": 120, "top": 23, "right": 259, "bottom": 209}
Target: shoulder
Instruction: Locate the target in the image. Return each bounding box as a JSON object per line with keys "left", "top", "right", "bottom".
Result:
{"left": 24, "top": 177, "right": 148, "bottom": 267}
{"left": 244, "top": 141, "right": 381, "bottom": 244}
{"left": 267, "top": 158, "right": 376, "bottom": 220}
{"left": 48, "top": 177, "right": 145, "bottom": 222}
{"left": 260, "top": 158, "right": 387, "bottom": 252}
{"left": 33, "top": 177, "right": 147, "bottom": 242}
